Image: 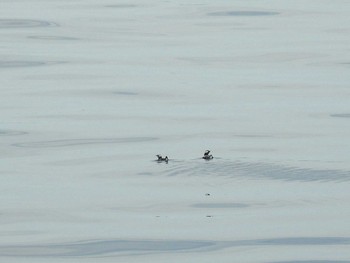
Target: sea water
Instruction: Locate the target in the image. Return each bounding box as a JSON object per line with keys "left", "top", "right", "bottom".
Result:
{"left": 1, "top": 0, "right": 350, "bottom": 262}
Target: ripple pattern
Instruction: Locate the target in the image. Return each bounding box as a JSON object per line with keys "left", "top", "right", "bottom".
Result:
{"left": 0, "top": 61, "right": 65, "bottom": 68}
{"left": 0, "top": 239, "right": 213, "bottom": 257}
{"left": 192, "top": 203, "right": 250, "bottom": 209}
{"left": 113, "top": 91, "right": 138, "bottom": 96}
{"left": 163, "top": 160, "right": 350, "bottom": 183}
{"left": 105, "top": 4, "right": 138, "bottom": 8}
{"left": 208, "top": 11, "right": 280, "bottom": 17}
{"left": 13, "top": 137, "right": 158, "bottom": 148}
{"left": 0, "top": 237, "right": 349, "bottom": 257}
{"left": 0, "top": 130, "right": 27, "bottom": 136}
{"left": 28, "top": 35, "right": 78, "bottom": 40}
{"left": 272, "top": 261, "right": 350, "bottom": 263}
{"left": 330, "top": 113, "right": 350, "bottom": 118}
{"left": 0, "top": 19, "right": 58, "bottom": 28}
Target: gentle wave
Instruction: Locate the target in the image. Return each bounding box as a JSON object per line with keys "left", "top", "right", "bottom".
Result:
{"left": 163, "top": 160, "right": 350, "bottom": 182}
{"left": 105, "top": 4, "right": 138, "bottom": 8}
{"left": 12, "top": 137, "right": 158, "bottom": 148}
{"left": 0, "top": 61, "right": 65, "bottom": 68}
{"left": 207, "top": 11, "right": 280, "bottom": 17}
{"left": 27, "top": 35, "right": 79, "bottom": 41}
{"left": 330, "top": 113, "right": 350, "bottom": 118}
{"left": 12, "top": 137, "right": 157, "bottom": 148}
{"left": 0, "top": 130, "right": 27, "bottom": 136}
{"left": 272, "top": 261, "right": 350, "bottom": 263}
{"left": 1, "top": 237, "right": 349, "bottom": 257}
{"left": 0, "top": 239, "right": 214, "bottom": 257}
{"left": 0, "top": 19, "right": 58, "bottom": 28}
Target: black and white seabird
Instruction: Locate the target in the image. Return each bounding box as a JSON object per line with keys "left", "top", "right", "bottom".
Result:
{"left": 202, "top": 150, "right": 213, "bottom": 160}
{"left": 156, "top": 154, "right": 168, "bottom": 162}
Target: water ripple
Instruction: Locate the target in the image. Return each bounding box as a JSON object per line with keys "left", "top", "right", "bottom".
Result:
{"left": 12, "top": 137, "right": 158, "bottom": 148}
{"left": 28, "top": 35, "right": 79, "bottom": 41}
{"left": 105, "top": 4, "right": 138, "bottom": 8}
{"left": 113, "top": 91, "right": 138, "bottom": 96}
{"left": 0, "top": 239, "right": 214, "bottom": 257}
{"left": 272, "top": 261, "right": 350, "bottom": 263}
{"left": 244, "top": 237, "right": 350, "bottom": 246}
{"left": 0, "top": 19, "right": 58, "bottom": 28}
{"left": 208, "top": 11, "right": 280, "bottom": 17}
{"left": 0, "top": 237, "right": 349, "bottom": 257}
{"left": 330, "top": 113, "right": 350, "bottom": 118}
{"left": 164, "top": 160, "right": 350, "bottom": 183}
{"left": 0, "top": 61, "right": 65, "bottom": 68}
{"left": 192, "top": 203, "right": 250, "bottom": 209}
{"left": 0, "top": 130, "right": 27, "bottom": 136}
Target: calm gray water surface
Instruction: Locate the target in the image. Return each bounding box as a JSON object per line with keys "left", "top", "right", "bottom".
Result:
{"left": 1, "top": 237, "right": 349, "bottom": 257}
{"left": 1, "top": 0, "right": 350, "bottom": 262}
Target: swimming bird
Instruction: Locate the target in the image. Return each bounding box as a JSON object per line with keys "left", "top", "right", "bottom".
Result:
{"left": 202, "top": 150, "right": 213, "bottom": 160}
{"left": 156, "top": 154, "right": 168, "bottom": 162}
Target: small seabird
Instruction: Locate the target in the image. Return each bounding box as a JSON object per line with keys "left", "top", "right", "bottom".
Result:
{"left": 202, "top": 150, "right": 213, "bottom": 160}
{"left": 156, "top": 154, "right": 168, "bottom": 162}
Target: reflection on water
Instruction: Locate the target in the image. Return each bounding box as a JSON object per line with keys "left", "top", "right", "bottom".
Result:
{"left": 207, "top": 11, "right": 280, "bottom": 17}
{"left": 1, "top": 237, "right": 349, "bottom": 258}
{"left": 0, "top": 19, "right": 58, "bottom": 28}
{"left": 13, "top": 137, "right": 158, "bottom": 148}
{"left": 164, "top": 160, "right": 350, "bottom": 183}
